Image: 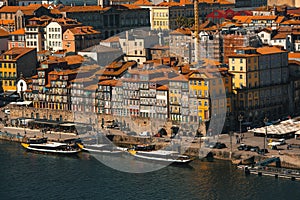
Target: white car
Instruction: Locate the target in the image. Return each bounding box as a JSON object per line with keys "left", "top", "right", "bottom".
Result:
{"left": 268, "top": 141, "right": 281, "bottom": 146}
{"left": 139, "top": 131, "right": 151, "bottom": 137}
{"left": 4, "top": 109, "right": 10, "bottom": 115}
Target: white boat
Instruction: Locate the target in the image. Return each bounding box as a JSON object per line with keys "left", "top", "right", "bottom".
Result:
{"left": 78, "top": 143, "right": 127, "bottom": 155}
{"left": 128, "top": 149, "right": 193, "bottom": 164}
{"left": 21, "top": 142, "right": 81, "bottom": 154}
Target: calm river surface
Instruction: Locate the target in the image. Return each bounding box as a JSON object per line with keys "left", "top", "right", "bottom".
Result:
{"left": 0, "top": 140, "right": 299, "bottom": 200}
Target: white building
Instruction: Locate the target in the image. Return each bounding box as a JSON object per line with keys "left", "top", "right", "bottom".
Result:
{"left": 45, "top": 22, "right": 63, "bottom": 52}
{"left": 45, "top": 18, "right": 81, "bottom": 52}
{"left": 119, "top": 30, "right": 159, "bottom": 64}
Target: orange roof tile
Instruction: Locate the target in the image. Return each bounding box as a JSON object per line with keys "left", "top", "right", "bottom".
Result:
{"left": 65, "top": 55, "right": 84, "bottom": 65}
{"left": 157, "top": 85, "right": 168, "bottom": 91}
{"left": 0, "top": 4, "right": 43, "bottom": 15}
{"left": 0, "top": 28, "right": 9, "bottom": 37}
{"left": 256, "top": 46, "right": 286, "bottom": 55}
{"left": 50, "top": 8, "right": 61, "bottom": 15}
{"left": 272, "top": 33, "right": 288, "bottom": 39}
{"left": 121, "top": 4, "right": 141, "bottom": 9}
{"left": 156, "top": 2, "right": 181, "bottom": 7}
{"left": 60, "top": 6, "right": 110, "bottom": 13}
{"left": 99, "top": 79, "right": 119, "bottom": 86}
{"left": 133, "top": 0, "right": 154, "bottom": 6}
{"left": 66, "top": 26, "right": 100, "bottom": 35}
{"left": 289, "top": 53, "right": 300, "bottom": 59}
{"left": 170, "top": 28, "right": 191, "bottom": 35}
{"left": 170, "top": 75, "right": 188, "bottom": 82}
{"left": 0, "top": 47, "right": 35, "bottom": 60}
{"left": 0, "top": 19, "right": 14, "bottom": 25}
{"left": 10, "top": 28, "right": 25, "bottom": 35}
{"left": 101, "top": 36, "right": 119, "bottom": 43}
{"left": 281, "top": 19, "right": 300, "bottom": 25}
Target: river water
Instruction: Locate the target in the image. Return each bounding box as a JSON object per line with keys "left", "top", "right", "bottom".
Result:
{"left": 1, "top": 140, "right": 299, "bottom": 200}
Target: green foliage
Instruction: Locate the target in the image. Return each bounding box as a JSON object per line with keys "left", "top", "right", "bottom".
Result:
{"left": 176, "top": 16, "right": 195, "bottom": 28}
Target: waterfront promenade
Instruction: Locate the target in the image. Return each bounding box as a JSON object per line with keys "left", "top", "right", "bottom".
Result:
{"left": 2, "top": 122, "right": 300, "bottom": 169}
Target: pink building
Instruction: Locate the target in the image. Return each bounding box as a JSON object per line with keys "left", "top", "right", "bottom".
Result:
{"left": 8, "top": 28, "right": 26, "bottom": 49}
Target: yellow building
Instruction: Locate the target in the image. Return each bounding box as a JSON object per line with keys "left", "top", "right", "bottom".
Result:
{"left": 151, "top": 4, "right": 173, "bottom": 30}
{"left": 189, "top": 67, "right": 233, "bottom": 122}
{"left": 228, "top": 46, "right": 289, "bottom": 124}
{"left": 0, "top": 47, "right": 37, "bottom": 92}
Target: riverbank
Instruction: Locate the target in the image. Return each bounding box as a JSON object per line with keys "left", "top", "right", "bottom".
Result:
{"left": 2, "top": 125, "right": 300, "bottom": 169}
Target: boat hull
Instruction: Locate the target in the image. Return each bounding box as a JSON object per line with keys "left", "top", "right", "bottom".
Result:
{"left": 128, "top": 150, "right": 193, "bottom": 165}
{"left": 78, "top": 143, "right": 126, "bottom": 155}
{"left": 21, "top": 143, "right": 81, "bottom": 154}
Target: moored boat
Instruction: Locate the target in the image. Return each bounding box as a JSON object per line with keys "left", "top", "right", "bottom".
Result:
{"left": 21, "top": 142, "right": 81, "bottom": 154}
{"left": 128, "top": 149, "right": 193, "bottom": 164}
{"left": 78, "top": 143, "right": 127, "bottom": 155}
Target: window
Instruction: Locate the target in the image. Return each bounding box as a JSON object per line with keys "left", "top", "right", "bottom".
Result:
{"left": 232, "top": 66, "right": 235, "bottom": 70}
{"left": 240, "top": 66, "right": 243, "bottom": 71}
{"left": 232, "top": 58, "right": 235, "bottom": 63}
{"left": 240, "top": 59, "right": 243, "bottom": 63}
{"left": 240, "top": 74, "right": 243, "bottom": 79}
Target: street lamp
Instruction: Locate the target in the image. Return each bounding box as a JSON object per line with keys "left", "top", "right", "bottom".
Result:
{"left": 263, "top": 117, "right": 268, "bottom": 155}
{"left": 238, "top": 114, "right": 243, "bottom": 139}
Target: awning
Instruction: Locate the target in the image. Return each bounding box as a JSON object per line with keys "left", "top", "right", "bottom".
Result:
{"left": 60, "top": 123, "right": 76, "bottom": 127}
{"left": 10, "top": 101, "right": 32, "bottom": 106}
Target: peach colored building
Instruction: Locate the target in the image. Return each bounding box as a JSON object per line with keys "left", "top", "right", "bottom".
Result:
{"left": 62, "top": 26, "right": 101, "bottom": 53}
{"left": 8, "top": 28, "right": 26, "bottom": 49}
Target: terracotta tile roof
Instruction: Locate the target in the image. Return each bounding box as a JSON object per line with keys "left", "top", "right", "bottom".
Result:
{"left": 256, "top": 46, "right": 286, "bottom": 55}
{"left": 101, "top": 36, "right": 119, "bottom": 43}
{"left": 0, "top": 28, "right": 9, "bottom": 37}
{"left": 0, "top": 4, "right": 43, "bottom": 14}
{"left": 0, "top": 19, "right": 14, "bottom": 25}
{"left": 259, "top": 27, "right": 273, "bottom": 33}
{"left": 65, "top": 55, "right": 84, "bottom": 66}
{"left": 98, "top": 79, "right": 119, "bottom": 86}
{"left": 48, "top": 71, "right": 59, "bottom": 75}
{"left": 0, "top": 47, "right": 35, "bottom": 60}
{"left": 289, "top": 53, "right": 300, "bottom": 59}
{"left": 198, "top": 0, "right": 233, "bottom": 4}
{"left": 102, "top": 61, "right": 136, "bottom": 77}
{"left": 67, "top": 26, "right": 100, "bottom": 35}
{"left": 121, "top": 4, "right": 141, "bottom": 9}
{"left": 278, "top": 26, "right": 292, "bottom": 32}
{"left": 170, "top": 74, "right": 188, "bottom": 82}
{"left": 275, "top": 16, "right": 285, "bottom": 24}
{"left": 50, "top": 9, "right": 61, "bottom": 15}
{"left": 52, "top": 17, "right": 81, "bottom": 26}
{"left": 272, "top": 33, "right": 288, "bottom": 39}
{"left": 10, "top": 28, "right": 25, "bottom": 35}
{"left": 133, "top": 0, "right": 154, "bottom": 6}
{"left": 288, "top": 60, "right": 300, "bottom": 65}
{"left": 281, "top": 19, "right": 300, "bottom": 25}
{"left": 60, "top": 6, "right": 110, "bottom": 13}
{"left": 179, "top": 0, "right": 193, "bottom": 5}
{"left": 232, "top": 16, "right": 251, "bottom": 23}
{"left": 233, "top": 15, "right": 285, "bottom": 24}
{"left": 0, "top": 6, "right": 25, "bottom": 13}
{"left": 170, "top": 28, "right": 191, "bottom": 35}
{"left": 156, "top": 85, "right": 168, "bottom": 91}
{"left": 38, "top": 50, "right": 52, "bottom": 54}
{"left": 156, "top": 2, "right": 181, "bottom": 7}
{"left": 57, "top": 69, "right": 78, "bottom": 76}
